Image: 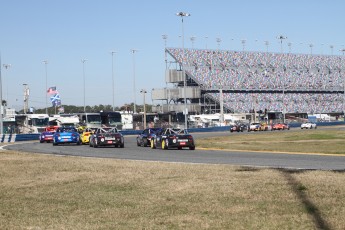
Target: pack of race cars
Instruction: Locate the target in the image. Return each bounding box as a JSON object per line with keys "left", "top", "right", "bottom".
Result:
{"left": 40, "top": 126, "right": 195, "bottom": 150}
{"left": 40, "top": 121, "right": 316, "bottom": 149}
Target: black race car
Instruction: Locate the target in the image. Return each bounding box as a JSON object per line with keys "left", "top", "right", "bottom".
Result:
{"left": 136, "top": 128, "right": 162, "bottom": 147}
{"left": 89, "top": 127, "right": 124, "bottom": 148}
{"left": 150, "top": 128, "right": 195, "bottom": 150}
{"left": 229, "top": 123, "right": 247, "bottom": 132}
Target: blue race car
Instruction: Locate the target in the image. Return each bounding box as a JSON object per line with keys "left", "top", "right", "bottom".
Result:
{"left": 136, "top": 128, "right": 162, "bottom": 147}
{"left": 53, "top": 126, "right": 81, "bottom": 146}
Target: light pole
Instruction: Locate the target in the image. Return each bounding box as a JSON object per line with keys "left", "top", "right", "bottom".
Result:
{"left": 204, "top": 36, "right": 208, "bottom": 49}
{"left": 230, "top": 38, "right": 234, "bottom": 50}
{"left": 110, "top": 51, "right": 116, "bottom": 111}
{"left": 140, "top": 89, "right": 147, "bottom": 128}
{"left": 241, "top": 39, "right": 246, "bottom": 51}
{"left": 81, "top": 59, "right": 87, "bottom": 112}
{"left": 23, "top": 83, "right": 29, "bottom": 114}
{"left": 277, "top": 35, "right": 287, "bottom": 123}
{"left": 330, "top": 45, "right": 334, "bottom": 55}
{"left": 131, "top": 49, "right": 138, "bottom": 113}
{"left": 176, "top": 11, "right": 190, "bottom": 129}
{"left": 190, "top": 36, "right": 196, "bottom": 48}
{"left": 43, "top": 60, "right": 48, "bottom": 114}
{"left": 264, "top": 41, "right": 269, "bottom": 52}
{"left": 309, "top": 44, "right": 314, "bottom": 55}
{"left": 162, "top": 34, "right": 168, "bottom": 70}
{"left": 277, "top": 35, "right": 287, "bottom": 53}
{"left": 216, "top": 37, "right": 222, "bottom": 50}
{"left": 287, "top": 42, "right": 292, "bottom": 53}
{"left": 2, "top": 64, "right": 11, "bottom": 105}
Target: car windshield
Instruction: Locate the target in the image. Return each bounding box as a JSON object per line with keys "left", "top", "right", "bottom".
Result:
{"left": 59, "top": 127, "right": 77, "bottom": 132}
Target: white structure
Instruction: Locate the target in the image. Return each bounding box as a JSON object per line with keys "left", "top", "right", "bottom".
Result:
{"left": 16, "top": 113, "right": 49, "bottom": 133}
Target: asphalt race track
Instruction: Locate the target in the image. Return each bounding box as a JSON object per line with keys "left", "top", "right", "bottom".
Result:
{"left": 4, "top": 128, "right": 345, "bottom": 171}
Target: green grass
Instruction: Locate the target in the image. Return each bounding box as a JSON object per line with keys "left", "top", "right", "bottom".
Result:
{"left": 197, "top": 129, "right": 345, "bottom": 154}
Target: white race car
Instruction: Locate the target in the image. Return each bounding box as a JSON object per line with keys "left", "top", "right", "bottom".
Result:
{"left": 301, "top": 122, "right": 317, "bottom": 129}
{"left": 248, "top": 122, "right": 261, "bottom": 132}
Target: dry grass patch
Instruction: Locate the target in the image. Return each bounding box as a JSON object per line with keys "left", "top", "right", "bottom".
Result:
{"left": 0, "top": 151, "right": 344, "bottom": 229}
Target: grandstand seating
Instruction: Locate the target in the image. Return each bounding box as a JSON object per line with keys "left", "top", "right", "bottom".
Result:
{"left": 166, "top": 48, "right": 345, "bottom": 113}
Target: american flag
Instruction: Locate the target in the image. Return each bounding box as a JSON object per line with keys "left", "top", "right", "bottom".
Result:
{"left": 47, "top": 86, "right": 58, "bottom": 95}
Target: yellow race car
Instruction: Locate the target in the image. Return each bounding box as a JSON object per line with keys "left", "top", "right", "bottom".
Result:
{"left": 80, "top": 128, "right": 94, "bottom": 145}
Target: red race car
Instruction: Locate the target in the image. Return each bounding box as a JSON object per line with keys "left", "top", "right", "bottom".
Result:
{"left": 272, "top": 123, "right": 290, "bottom": 130}
{"left": 39, "top": 125, "right": 58, "bottom": 143}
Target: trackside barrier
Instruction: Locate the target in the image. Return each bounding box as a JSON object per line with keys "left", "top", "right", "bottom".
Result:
{"left": 2, "top": 122, "right": 344, "bottom": 142}
{"left": 119, "top": 121, "right": 345, "bottom": 135}
{"left": 0, "top": 134, "right": 17, "bottom": 143}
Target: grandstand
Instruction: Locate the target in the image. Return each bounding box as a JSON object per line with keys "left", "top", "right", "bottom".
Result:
{"left": 152, "top": 48, "right": 345, "bottom": 120}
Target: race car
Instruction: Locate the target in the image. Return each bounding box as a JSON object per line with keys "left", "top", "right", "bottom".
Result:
{"left": 272, "top": 123, "right": 290, "bottom": 130}
{"left": 301, "top": 122, "right": 317, "bottom": 129}
{"left": 39, "top": 126, "right": 58, "bottom": 143}
{"left": 136, "top": 128, "right": 162, "bottom": 147}
{"left": 89, "top": 127, "right": 124, "bottom": 148}
{"left": 248, "top": 123, "right": 261, "bottom": 132}
{"left": 53, "top": 126, "right": 81, "bottom": 146}
{"left": 259, "top": 123, "right": 271, "bottom": 131}
{"left": 229, "top": 123, "right": 246, "bottom": 132}
{"left": 80, "top": 128, "right": 94, "bottom": 145}
{"left": 150, "top": 128, "right": 195, "bottom": 150}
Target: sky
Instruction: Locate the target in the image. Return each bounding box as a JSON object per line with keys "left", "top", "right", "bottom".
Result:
{"left": 1, "top": 0, "right": 345, "bottom": 112}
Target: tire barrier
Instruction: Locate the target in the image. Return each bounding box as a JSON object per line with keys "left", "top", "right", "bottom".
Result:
{"left": 0, "top": 134, "right": 40, "bottom": 143}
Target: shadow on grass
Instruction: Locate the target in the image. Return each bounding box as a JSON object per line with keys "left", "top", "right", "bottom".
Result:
{"left": 235, "top": 166, "right": 260, "bottom": 172}
{"left": 278, "top": 168, "right": 331, "bottom": 230}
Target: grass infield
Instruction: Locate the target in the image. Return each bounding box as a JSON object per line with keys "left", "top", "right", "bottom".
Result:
{"left": 0, "top": 128, "right": 344, "bottom": 229}
{"left": 197, "top": 128, "right": 345, "bottom": 155}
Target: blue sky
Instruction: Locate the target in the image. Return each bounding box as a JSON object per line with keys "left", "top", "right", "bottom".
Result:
{"left": 1, "top": 0, "right": 345, "bottom": 111}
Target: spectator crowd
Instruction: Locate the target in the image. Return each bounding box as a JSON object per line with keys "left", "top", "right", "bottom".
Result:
{"left": 167, "top": 48, "right": 345, "bottom": 113}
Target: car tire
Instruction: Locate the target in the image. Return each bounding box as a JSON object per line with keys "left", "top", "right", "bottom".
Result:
{"left": 136, "top": 138, "right": 141, "bottom": 146}
{"left": 53, "top": 142, "right": 58, "bottom": 146}
{"left": 143, "top": 139, "right": 148, "bottom": 147}
{"left": 189, "top": 146, "right": 195, "bottom": 150}
{"left": 151, "top": 139, "right": 156, "bottom": 149}
{"left": 162, "top": 139, "right": 168, "bottom": 150}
